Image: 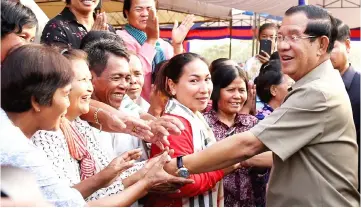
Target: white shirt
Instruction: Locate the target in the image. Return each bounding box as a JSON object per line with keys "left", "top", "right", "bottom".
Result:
{"left": 0, "top": 108, "right": 85, "bottom": 207}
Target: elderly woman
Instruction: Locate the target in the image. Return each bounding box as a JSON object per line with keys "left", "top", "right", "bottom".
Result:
{"left": 254, "top": 59, "right": 294, "bottom": 120}
{"left": 30, "top": 48, "right": 192, "bottom": 205}
{"left": 1, "top": 44, "right": 192, "bottom": 207}
{"left": 1, "top": 0, "right": 37, "bottom": 63}
{"left": 204, "top": 64, "right": 270, "bottom": 207}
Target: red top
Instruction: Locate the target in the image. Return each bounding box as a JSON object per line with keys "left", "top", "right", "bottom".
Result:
{"left": 144, "top": 114, "right": 224, "bottom": 207}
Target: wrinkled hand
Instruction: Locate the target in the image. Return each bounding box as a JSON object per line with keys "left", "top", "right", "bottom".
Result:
{"left": 148, "top": 115, "right": 185, "bottom": 150}
{"left": 145, "top": 9, "right": 159, "bottom": 41}
{"left": 240, "top": 82, "right": 257, "bottom": 115}
{"left": 102, "top": 149, "right": 142, "bottom": 187}
{"left": 144, "top": 149, "right": 194, "bottom": 190}
{"left": 172, "top": 14, "right": 195, "bottom": 45}
{"left": 256, "top": 50, "right": 270, "bottom": 64}
{"left": 91, "top": 12, "right": 109, "bottom": 31}
{"left": 108, "top": 111, "right": 153, "bottom": 140}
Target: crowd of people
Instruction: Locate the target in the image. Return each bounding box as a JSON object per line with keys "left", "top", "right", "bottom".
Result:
{"left": 1, "top": 0, "right": 360, "bottom": 207}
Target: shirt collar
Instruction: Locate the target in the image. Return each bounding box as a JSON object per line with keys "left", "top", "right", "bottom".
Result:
{"left": 292, "top": 59, "right": 333, "bottom": 90}
{"left": 207, "top": 109, "right": 252, "bottom": 126}
{"left": 342, "top": 64, "right": 356, "bottom": 90}
{"left": 59, "top": 7, "right": 97, "bottom": 23}
{"left": 59, "top": 7, "right": 78, "bottom": 22}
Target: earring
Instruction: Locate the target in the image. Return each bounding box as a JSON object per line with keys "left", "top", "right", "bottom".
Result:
{"left": 36, "top": 109, "right": 40, "bottom": 112}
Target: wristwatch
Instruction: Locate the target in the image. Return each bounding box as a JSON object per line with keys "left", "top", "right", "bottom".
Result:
{"left": 176, "top": 156, "right": 190, "bottom": 178}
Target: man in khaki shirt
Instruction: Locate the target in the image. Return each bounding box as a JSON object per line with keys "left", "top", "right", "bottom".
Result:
{"left": 164, "top": 5, "right": 360, "bottom": 207}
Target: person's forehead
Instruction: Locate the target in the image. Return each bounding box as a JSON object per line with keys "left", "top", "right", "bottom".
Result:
{"left": 72, "top": 60, "right": 90, "bottom": 76}
{"left": 261, "top": 28, "right": 277, "bottom": 36}
{"left": 104, "top": 55, "right": 130, "bottom": 74}
{"left": 182, "top": 59, "right": 210, "bottom": 76}
{"left": 279, "top": 12, "right": 309, "bottom": 34}
{"left": 131, "top": 0, "right": 155, "bottom": 7}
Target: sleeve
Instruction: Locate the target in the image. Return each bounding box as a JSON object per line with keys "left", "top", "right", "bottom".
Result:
{"left": 41, "top": 20, "right": 69, "bottom": 47}
{"left": 0, "top": 142, "right": 86, "bottom": 207}
{"left": 150, "top": 115, "right": 224, "bottom": 198}
{"left": 249, "top": 86, "right": 327, "bottom": 161}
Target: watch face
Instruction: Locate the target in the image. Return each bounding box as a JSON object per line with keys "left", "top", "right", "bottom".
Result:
{"left": 178, "top": 168, "right": 190, "bottom": 178}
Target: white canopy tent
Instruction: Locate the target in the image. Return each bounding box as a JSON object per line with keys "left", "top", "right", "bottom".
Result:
{"left": 157, "top": 0, "right": 360, "bottom": 28}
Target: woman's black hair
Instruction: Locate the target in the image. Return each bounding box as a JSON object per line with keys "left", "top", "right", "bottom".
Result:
{"left": 211, "top": 64, "right": 248, "bottom": 111}
{"left": 258, "top": 23, "right": 278, "bottom": 40}
{"left": 154, "top": 52, "right": 208, "bottom": 98}
{"left": 254, "top": 59, "right": 283, "bottom": 104}
{"left": 152, "top": 60, "right": 168, "bottom": 84}
{"left": 1, "top": 44, "right": 73, "bottom": 113}
{"left": 1, "top": 0, "right": 38, "bottom": 38}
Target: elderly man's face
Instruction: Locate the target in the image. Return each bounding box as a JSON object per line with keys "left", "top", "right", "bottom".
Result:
{"left": 277, "top": 12, "right": 321, "bottom": 81}
{"left": 126, "top": 0, "right": 156, "bottom": 31}
{"left": 91, "top": 54, "right": 131, "bottom": 109}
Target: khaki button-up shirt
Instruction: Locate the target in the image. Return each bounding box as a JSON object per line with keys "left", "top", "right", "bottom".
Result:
{"left": 250, "top": 60, "right": 360, "bottom": 207}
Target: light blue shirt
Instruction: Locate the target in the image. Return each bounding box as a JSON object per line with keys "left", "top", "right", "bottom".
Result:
{"left": 0, "top": 109, "right": 86, "bottom": 207}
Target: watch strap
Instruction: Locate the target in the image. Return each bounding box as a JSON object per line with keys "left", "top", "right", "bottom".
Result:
{"left": 176, "top": 156, "right": 184, "bottom": 169}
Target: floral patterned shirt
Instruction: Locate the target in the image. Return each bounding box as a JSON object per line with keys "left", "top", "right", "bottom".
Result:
{"left": 255, "top": 103, "right": 274, "bottom": 121}
{"left": 41, "top": 7, "right": 115, "bottom": 49}
{"left": 203, "top": 110, "right": 268, "bottom": 207}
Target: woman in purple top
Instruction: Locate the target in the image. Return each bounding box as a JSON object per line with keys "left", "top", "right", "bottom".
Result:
{"left": 203, "top": 64, "right": 271, "bottom": 207}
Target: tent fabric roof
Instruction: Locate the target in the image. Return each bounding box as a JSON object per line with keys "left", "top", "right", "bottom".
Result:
{"left": 35, "top": 0, "right": 230, "bottom": 26}
{"left": 191, "top": 0, "right": 360, "bottom": 28}
{"left": 36, "top": 0, "right": 360, "bottom": 28}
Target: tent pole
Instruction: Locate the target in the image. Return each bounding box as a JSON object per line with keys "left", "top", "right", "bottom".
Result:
{"left": 229, "top": 17, "right": 233, "bottom": 59}
{"left": 256, "top": 13, "right": 261, "bottom": 54}
{"left": 251, "top": 12, "right": 257, "bottom": 56}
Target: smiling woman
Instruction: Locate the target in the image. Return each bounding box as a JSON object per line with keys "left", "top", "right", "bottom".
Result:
{"left": 203, "top": 64, "right": 265, "bottom": 207}
{"left": 1, "top": 0, "right": 38, "bottom": 62}
{"left": 41, "top": 0, "right": 114, "bottom": 49}
{"left": 145, "top": 53, "right": 243, "bottom": 207}
{"left": 1, "top": 44, "right": 73, "bottom": 138}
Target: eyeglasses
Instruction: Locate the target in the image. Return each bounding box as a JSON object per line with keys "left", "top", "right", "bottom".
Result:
{"left": 277, "top": 34, "right": 317, "bottom": 43}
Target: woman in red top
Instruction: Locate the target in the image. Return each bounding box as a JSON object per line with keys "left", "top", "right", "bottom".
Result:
{"left": 145, "top": 53, "right": 240, "bottom": 207}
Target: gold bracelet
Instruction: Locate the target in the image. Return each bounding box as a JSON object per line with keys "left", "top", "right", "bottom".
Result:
{"left": 94, "top": 108, "right": 103, "bottom": 132}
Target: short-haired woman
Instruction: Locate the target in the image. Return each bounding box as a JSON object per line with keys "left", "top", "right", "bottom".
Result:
{"left": 1, "top": 44, "right": 193, "bottom": 207}
{"left": 254, "top": 60, "right": 294, "bottom": 120}
{"left": 1, "top": 0, "right": 38, "bottom": 62}
{"left": 204, "top": 64, "right": 269, "bottom": 206}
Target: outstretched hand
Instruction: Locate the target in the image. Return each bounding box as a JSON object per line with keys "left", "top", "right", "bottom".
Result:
{"left": 144, "top": 148, "right": 194, "bottom": 191}
{"left": 107, "top": 111, "right": 154, "bottom": 140}
{"left": 102, "top": 148, "right": 142, "bottom": 187}
{"left": 148, "top": 115, "right": 185, "bottom": 150}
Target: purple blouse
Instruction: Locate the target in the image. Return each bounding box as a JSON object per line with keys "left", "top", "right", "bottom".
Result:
{"left": 204, "top": 110, "right": 268, "bottom": 207}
